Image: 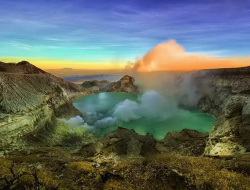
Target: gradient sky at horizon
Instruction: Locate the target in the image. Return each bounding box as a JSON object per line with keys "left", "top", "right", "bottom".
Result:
{"left": 1, "top": 0, "right": 250, "bottom": 69}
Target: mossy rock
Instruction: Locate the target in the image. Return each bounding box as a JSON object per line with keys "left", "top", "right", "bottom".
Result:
{"left": 68, "top": 161, "right": 95, "bottom": 173}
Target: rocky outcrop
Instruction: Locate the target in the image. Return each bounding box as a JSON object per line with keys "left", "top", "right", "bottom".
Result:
{"left": 81, "top": 80, "right": 110, "bottom": 92}
{"left": 79, "top": 127, "right": 211, "bottom": 157}
{"left": 79, "top": 127, "right": 157, "bottom": 157}
{"left": 107, "top": 75, "right": 139, "bottom": 93}
{"left": 81, "top": 75, "right": 139, "bottom": 93}
{"left": 193, "top": 66, "right": 250, "bottom": 157}
{"left": 0, "top": 61, "right": 87, "bottom": 147}
{"left": 156, "top": 129, "right": 209, "bottom": 156}
{"left": 197, "top": 66, "right": 250, "bottom": 117}
{"left": 204, "top": 106, "right": 250, "bottom": 157}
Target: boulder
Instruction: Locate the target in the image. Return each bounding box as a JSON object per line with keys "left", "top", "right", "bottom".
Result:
{"left": 204, "top": 115, "right": 250, "bottom": 157}
{"left": 224, "top": 103, "right": 243, "bottom": 119}
{"left": 79, "top": 127, "right": 157, "bottom": 157}
{"left": 109, "top": 75, "right": 139, "bottom": 93}
{"left": 156, "top": 129, "right": 209, "bottom": 156}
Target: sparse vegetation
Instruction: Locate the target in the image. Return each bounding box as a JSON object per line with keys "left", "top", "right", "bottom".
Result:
{"left": 1, "top": 150, "right": 250, "bottom": 190}
{"left": 24, "top": 119, "right": 95, "bottom": 149}
{"left": 0, "top": 157, "right": 59, "bottom": 189}
{"left": 110, "top": 154, "right": 250, "bottom": 190}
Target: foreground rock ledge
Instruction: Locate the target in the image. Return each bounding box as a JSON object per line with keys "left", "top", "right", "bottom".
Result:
{"left": 78, "top": 127, "right": 209, "bottom": 157}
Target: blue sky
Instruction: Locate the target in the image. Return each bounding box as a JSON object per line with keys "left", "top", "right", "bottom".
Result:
{"left": 1, "top": 0, "right": 250, "bottom": 68}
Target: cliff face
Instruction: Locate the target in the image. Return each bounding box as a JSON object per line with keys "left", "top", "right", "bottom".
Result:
{"left": 81, "top": 75, "right": 139, "bottom": 93}
{"left": 194, "top": 66, "right": 250, "bottom": 157}
{"left": 0, "top": 61, "right": 86, "bottom": 147}
{"left": 197, "top": 66, "right": 250, "bottom": 117}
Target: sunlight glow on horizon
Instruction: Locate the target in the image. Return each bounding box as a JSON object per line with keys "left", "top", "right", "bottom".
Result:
{"left": 0, "top": 57, "right": 127, "bottom": 70}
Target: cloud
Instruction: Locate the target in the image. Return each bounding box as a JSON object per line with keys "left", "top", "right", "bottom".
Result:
{"left": 134, "top": 40, "right": 250, "bottom": 72}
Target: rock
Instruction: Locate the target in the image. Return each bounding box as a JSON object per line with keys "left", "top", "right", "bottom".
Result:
{"left": 81, "top": 80, "right": 110, "bottom": 92}
{"left": 79, "top": 127, "right": 157, "bottom": 157}
{"left": 231, "top": 153, "right": 250, "bottom": 175}
{"left": 224, "top": 103, "right": 243, "bottom": 118}
{"left": 204, "top": 115, "right": 250, "bottom": 157}
{"left": 109, "top": 75, "right": 139, "bottom": 93}
{"left": 81, "top": 75, "right": 139, "bottom": 93}
{"left": 185, "top": 66, "right": 250, "bottom": 157}
{"left": 156, "top": 129, "right": 209, "bottom": 156}
{"left": 197, "top": 66, "right": 250, "bottom": 117}
{"left": 0, "top": 60, "right": 45, "bottom": 74}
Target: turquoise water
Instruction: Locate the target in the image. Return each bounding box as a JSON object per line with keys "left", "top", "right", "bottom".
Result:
{"left": 73, "top": 92, "right": 216, "bottom": 140}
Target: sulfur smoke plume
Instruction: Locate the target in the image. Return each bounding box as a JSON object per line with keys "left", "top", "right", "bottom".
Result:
{"left": 128, "top": 40, "right": 244, "bottom": 108}
{"left": 133, "top": 40, "right": 250, "bottom": 72}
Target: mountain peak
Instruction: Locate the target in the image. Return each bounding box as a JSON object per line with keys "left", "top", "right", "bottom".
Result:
{"left": 0, "top": 60, "right": 46, "bottom": 74}
{"left": 17, "top": 60, "right": 31, "bottom": 65}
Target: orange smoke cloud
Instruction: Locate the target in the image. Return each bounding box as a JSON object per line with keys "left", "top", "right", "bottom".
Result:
{"left": 134, "top": 40, "right": 250, "bottom": 72}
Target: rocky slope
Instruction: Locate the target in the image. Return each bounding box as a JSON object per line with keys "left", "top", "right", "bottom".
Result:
{"left": 192, "top": 66, "right": 250, "bottom": 157}
{"left": 0, "top": 61, "right": 87, "bottom": 147}
{"left": 156, "top": 129, "right": 209, "bottom": 156}
{"left": 81, "top": 75, "right": 139, "bottom": 93}
{"left": 1, "top": 127, "right": 250, "bottom": 190}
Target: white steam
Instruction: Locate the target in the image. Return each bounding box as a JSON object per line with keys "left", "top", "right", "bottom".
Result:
{"left": 134, "top": 70, "right": 213, "bottom": 108}
{"left": 61, "top": 90, "right": 191, "bottom": 132}
{"left": 139, "top": 90, "right": 178, "bottom": 120}
{"left": 113, "top": 91, "right": 181, "bottom": 122}
{"left": 113, "top": 99, "right": 141, "bottom": 122}
{"left": 59, "top": 116, "right": 93, "bottom": 131}
{"left": 62, "top": 116, "right": 84, "bottom": 126}
{"left": 94, "top": 117, "right": 117, "bottom": 128}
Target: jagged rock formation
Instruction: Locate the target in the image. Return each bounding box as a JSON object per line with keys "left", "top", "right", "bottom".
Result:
{"left": 79, "top": 127, "right": 157, "bottom": 157}
{"left": 156, "top": 129, "right": 209, "bottom": 156}
{"left": 197, "top": 66, "right": 250, "bottom": 117}
{"left": 81, "top": 75, "right": 139, "bottom": 93}
{"left": 204, "top": 104, "right": 250, "bottom": 157}
{"left": 193, "top": 66, "right": 250, "bottom": 157}
{"left": 81, "top": 80, "right": 110, "bottom": 92}
{"left": 77, "top": 127, "right": 211, "bottom": 158}
{"left": 0, "top": 61, "right": 87, "bottom": 147}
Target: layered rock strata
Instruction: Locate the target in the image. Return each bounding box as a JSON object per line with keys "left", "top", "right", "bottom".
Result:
{"left": 0, "top": 61, "right": 86, "bottom": 147}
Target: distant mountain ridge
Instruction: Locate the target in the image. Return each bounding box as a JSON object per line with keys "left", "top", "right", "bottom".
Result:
{"left": 64, "top": 74, "right": 123, "bottom": 83}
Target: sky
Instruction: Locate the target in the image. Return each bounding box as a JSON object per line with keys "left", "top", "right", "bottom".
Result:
{"left": 1, "top": 0, "right": 250, "bottom": 70}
